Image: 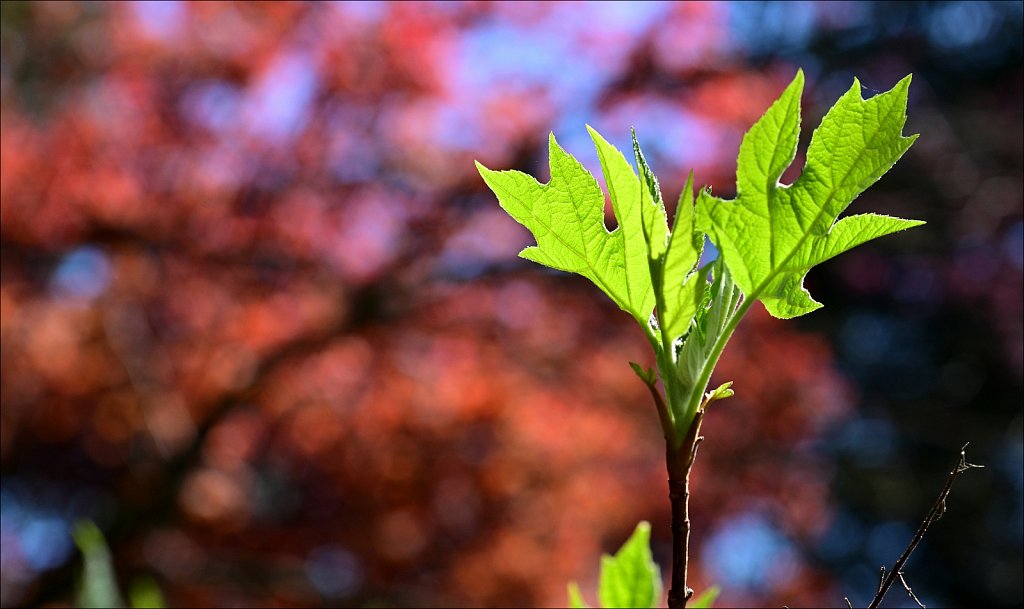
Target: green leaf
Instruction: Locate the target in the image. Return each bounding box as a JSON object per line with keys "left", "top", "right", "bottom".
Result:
{"left": 689, "top": 586, "right": 721, "bottom": 608}
{"left": 476, "top": 129, "right": 659, "bottom": 324}
{"left": 568, "top": 582, "right": 591, "bottom": 608}
{"left": 659, "top": 172, "right": 707, "bottom": 342}
{"left": 629, "top": 361, "right": 656, "bottom": 385}
{"left": 129, "top": 576, "right": 166, "bottom": 609}
{"left": 630, "top": 129, "right": 670, "bottom": 261}
{"left": 73, "top": 521, "right": 125, "bottom": 609}
{"left": 696, "top": 70, "right": 924, "bottom": 319}
{"left": 677, "top": 258, "right": 738, "bottom": 391}
{"left": 704, "top": 381, "right": 734, "bottom": 405}
{"left": 632, "top": 134, "right": 706, "bottom": 346}
{"left": 597, "top": 521, "right": 662, "bottom": 609}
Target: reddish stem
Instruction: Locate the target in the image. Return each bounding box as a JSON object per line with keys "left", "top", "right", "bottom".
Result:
{"left": 666, "top": 409, "right": 705, "bottom": 609}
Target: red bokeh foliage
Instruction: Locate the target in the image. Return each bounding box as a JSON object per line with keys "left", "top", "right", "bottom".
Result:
{"left": 5, "top": 2, "right": 1019, "bottom": 608}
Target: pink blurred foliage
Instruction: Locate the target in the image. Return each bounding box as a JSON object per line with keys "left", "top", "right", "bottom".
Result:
{"left": 2, "top": 2, "right": 1019, "bottom": 608}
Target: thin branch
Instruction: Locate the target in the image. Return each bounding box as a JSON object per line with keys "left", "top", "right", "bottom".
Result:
{"left": 866, "top": 444, "right": 983, "bottom": 609}
{"left": 844, "top": 597, "right": 853, "bottom": 609}
{"left": 898, "top": 571, "right": 926, "bottom": 609}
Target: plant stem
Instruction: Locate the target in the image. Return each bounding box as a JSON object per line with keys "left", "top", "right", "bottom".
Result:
{"left": 643, "top": 378, "right": 675, "bottom": 444}
{"left": 649, "top": 267, "right": 751, "bottom": 606}
{"left": 666, "top": 407, "right": 705, "bottom": 609}
{"left": 662, "top": 276, "right": 750, "bottom": 606}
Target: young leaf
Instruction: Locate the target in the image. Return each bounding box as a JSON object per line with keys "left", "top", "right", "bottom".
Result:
{"left": 129, "top": 576, "right": 166, "bottom": 609}
{"left": 629, "top": 361, "right": 657, "bottom": 386}
{"left": 657, "top": 172, "right": 707, "bottom": 343}
{"left": 677, "top": 257, "right": 738, "bottom": 392}
{"left": 630, "top": 129, "right": 670, "bottom": 261}
{"left": 73, "top": 521, "right": 126, "bottom": 609}
{"left": 597, "top": 521, "right": 662, "bottom": 609}
{"left": 630, "top": 132, "right": 707, "bottom": 350}
{"left": 568, "top": 582, "right": 591, "bottom": 608}
{"left": 696, "top": 70, "right": 924, "bottom": 319}
{"left": 704, "top": 381, "right": 734, "bottom": 405}
{"left": 476, "top": 129, "right": 660, "bottom": 325}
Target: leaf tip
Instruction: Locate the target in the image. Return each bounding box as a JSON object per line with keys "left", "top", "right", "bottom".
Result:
{"left": 547, "top": 131, "right": 576, "bottom": 167}
{"left": 682, "top": 170, "right": 697, "bottom": 199}
{"left": 785, "top": 68, "right": 806, "bottom": 96}
{"left": 547, "top": 131, "right": 563, "bottom": 156}
{"left": 568, "top": 582, "right": 590, "bottom": 608}
{"left": 585, "top": 124, "right": 611, "bottom": 149}
{"left": 72, "top": 520, "right": 104, "bottom": 551}
{"left": 518, "top": 246, "right": 545, "bottom": 264}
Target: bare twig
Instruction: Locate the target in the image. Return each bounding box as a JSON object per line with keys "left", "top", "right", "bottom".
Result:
{"left": 866, "top": 444, "right": 982, "bottom": 609}
{"left": 898, "top": 571, "right": 926, "bottom": 609}
{"left": 844, "top": 597, "right": 853, "bottom": 609}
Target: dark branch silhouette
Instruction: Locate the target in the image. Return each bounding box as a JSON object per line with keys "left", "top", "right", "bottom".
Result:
{"left": 865, "top": 444, "right": 983, "bottom": 609}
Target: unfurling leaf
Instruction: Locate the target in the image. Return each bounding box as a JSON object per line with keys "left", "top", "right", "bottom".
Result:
{"left": 651, "top": 167, "right": 706, "bottom": 344}
{"left": 696, "top": 70, "right": 924, "bottom": 319}
{"left": 704, "top": 381, "right": 735, "bottom": 405}
{"left": 629, "top": 361, "right": 657, "bottom": 386}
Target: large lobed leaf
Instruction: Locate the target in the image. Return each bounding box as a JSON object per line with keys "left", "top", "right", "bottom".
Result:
{"left": 696, "top": 70, "right": 924, "bottom": 318}
{"left": 477, "top": 130, "right": 654, "bottom": 324}
{"left": 476, "top": 128, "right": 704, "bottom": 337}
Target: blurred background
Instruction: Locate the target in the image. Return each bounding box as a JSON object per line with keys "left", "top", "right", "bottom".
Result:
{"left": 1, "top": 2, "right": 1021, "bottom": 607}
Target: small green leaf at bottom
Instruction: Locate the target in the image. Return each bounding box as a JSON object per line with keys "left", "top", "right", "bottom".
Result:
{"left": 568, "top": 581, "right": 591, "bottom": 608}
{"left": 73, "top": 521, "right": 125, "bottom": 609}
{"left": 598, "top": 521, "right": 662, "bottom": 609}
{"left": 688, "top": 586, "right": 721, "bottom": 608}
{"left": 568, "top": 521, "right": 662, "bottom": 609}
{"left": 129, "top": 576, "right": 166, "bottom": 609}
